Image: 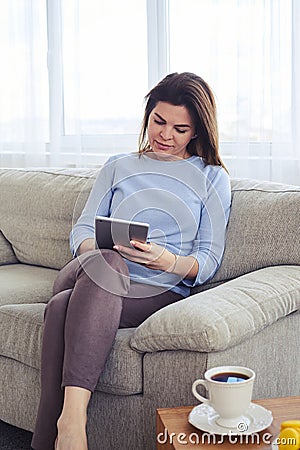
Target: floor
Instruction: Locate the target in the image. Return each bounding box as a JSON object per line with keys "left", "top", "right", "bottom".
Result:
{"left": 0, "top": 420, "right": 33, "bottom": 450}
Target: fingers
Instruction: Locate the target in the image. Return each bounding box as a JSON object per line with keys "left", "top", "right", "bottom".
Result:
{"left": 113, "top": 241, "right": 158, "bottom": 264}
{"left": 130, "top": 240, "right": 152, "bottom": 252}
{"left": 113, "top": 241, "right": 170, "bottom": 271}
{"left": 113, "top": 243, "right": 146, "bottom": 262}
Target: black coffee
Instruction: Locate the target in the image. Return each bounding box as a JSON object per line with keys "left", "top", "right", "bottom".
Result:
{"left": 211, "top": 372, "right": 250, "bottom": 383}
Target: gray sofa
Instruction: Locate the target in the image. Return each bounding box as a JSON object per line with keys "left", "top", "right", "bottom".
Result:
{"left": 0, "top": 167, "right": 299, "bottom": 450}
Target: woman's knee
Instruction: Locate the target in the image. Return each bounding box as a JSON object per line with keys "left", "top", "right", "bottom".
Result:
{"left": 44, "top": 289, "right": 72, "bottom": 320}
{"left": 76, "top": 249, "right": 130, "bottom": 296}
{"left": 53, "top": 257, "right": 81, "bottom": 295}
{"left": 52, "top": 249, "right": 121, "bottom": 295}
{"left": 78, "top": 249, "right": 128, "bottom": 273}
{"left": 54, "top": 249, "right": 130, "bottom": 299}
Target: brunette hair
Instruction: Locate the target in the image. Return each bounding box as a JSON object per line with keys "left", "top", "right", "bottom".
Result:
{"left": 138, "top": 72, "right": 226, "bottom": 169}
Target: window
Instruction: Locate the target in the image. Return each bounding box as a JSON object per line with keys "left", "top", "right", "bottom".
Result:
{"left": 1, "top": 0, "right": 299, "bottom": 183}
{"left": 168, "top": 0, "right": 297, "bottom": 181}
{"left": 61, "top": 0, "right": 148, "bottom": 136}
{"left": 169, "top": 0, "right": 292, "bottom": 143}
{"left": 0, "top": 0, "right": 49, "bottom": 153}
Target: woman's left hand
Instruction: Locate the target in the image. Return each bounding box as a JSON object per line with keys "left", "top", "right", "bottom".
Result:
{"left": 113, "top": 241, "right": 175, "bottom": 272}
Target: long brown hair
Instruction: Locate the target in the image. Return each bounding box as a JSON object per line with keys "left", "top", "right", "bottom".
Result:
{"left": 138, "top": 72, "right": 227, "bottom": 169}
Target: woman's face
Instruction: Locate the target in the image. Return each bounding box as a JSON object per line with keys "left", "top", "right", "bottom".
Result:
{"left": 147, "top": 101, "right": 196, "bottom": 159}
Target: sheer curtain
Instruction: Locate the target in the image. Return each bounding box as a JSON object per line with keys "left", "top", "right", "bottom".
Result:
{"left": 292, "top": 0, "right": 300, "bottom": 180}
{"left": 53, "top": 0, "right": 148, "bottom": 167}
{"left": 0, "top": 0, "right": 299, "bottom": 184}
{"left": 169, "top": 0, "right": 300, "bottom": 184}
{"left": 0, "top": 0, "right": 49, "bottom": 167}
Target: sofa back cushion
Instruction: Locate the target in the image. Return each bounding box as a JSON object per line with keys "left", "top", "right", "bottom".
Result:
{"left": 1, "top": 169, "right": 299, "bottom": 276}
{"left": 191, "top": 178, "right": 300, "bottom": 292}
{"left": 0, "top": 169, "right": 97, "bottom": 269}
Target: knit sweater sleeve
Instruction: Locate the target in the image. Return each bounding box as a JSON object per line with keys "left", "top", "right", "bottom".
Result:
{"left": 69, "top": 156, "right": 116, "bottom": 255}
{"left": 181, "top": 167, "right": 231, "bottom": 287}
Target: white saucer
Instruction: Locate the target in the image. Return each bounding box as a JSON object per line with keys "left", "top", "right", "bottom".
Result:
{"left": 188, "top": 403, "right": 273, "bottom": 435}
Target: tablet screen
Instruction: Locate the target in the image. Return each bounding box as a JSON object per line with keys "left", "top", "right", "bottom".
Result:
{"left": 95, "top": 216, "right": 149, "bottom": 249}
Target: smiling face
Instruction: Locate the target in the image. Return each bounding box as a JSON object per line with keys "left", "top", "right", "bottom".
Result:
{"left": 147, "top": 102, "right": 196, "bottom": 159}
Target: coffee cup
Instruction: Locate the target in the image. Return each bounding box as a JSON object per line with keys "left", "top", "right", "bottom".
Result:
{"left": 192, "top": 366, "right": 255, "bottom": 428}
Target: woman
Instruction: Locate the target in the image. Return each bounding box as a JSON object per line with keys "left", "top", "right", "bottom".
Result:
{"left": 31, "top": 72, "right": 231, "bottom": 450}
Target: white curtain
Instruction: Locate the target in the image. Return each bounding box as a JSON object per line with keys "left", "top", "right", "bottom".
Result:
{"left": 169, "top": 0, "right": 300, "bottom": 184}
{"left": 229, "top": 0, "right": 300, "bottom": 184}
{"left": 54, "top": 0, "right": 148, "bottom": 168}
{"left": 292, "top": 0, "right": 300, "bottom": 180}
{"left": 0, "top": 0, "right": 299, "bottom": 185}
{"left": 0, "top": 0, "right": 49, "bottom": 167}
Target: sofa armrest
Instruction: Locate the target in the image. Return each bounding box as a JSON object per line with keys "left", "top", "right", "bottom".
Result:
{"left": 0, "top": 231, "right": 18, "bottom": 265}
{"left": 130, "top": 265, "right": 300, "bottom": 353}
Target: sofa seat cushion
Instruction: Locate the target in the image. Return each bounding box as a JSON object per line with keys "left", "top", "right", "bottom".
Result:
{"left": 131, "top": 265, "right": 300, "bottom": 353}
{"left": 0, "top": 303, "right": 143, "bottom": 395}
{"left": 0, "top": 264, "right": 58, "bottom": 307}
{"left": 0, "top": 231, "right": 18, "bottom": 265}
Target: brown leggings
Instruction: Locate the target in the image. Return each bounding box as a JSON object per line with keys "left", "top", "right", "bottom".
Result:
{"left": 31, "top": 249, "right": 183, "bottom": 450}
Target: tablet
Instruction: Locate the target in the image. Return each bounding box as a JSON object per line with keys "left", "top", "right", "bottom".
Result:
{"left": 95, "top": 216, "right": 149, "bottom": 250}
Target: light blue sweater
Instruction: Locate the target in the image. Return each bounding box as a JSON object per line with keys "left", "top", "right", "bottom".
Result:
{"left": 70, "top": 152, "right": 231, "bottom": 297}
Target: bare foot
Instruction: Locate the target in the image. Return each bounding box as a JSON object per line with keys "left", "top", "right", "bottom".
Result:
{"left": 56, "top": 415, "right": 88, "bottom": 450}
{"left": 55, "top": 386, "right": 91, "bottom": 450}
